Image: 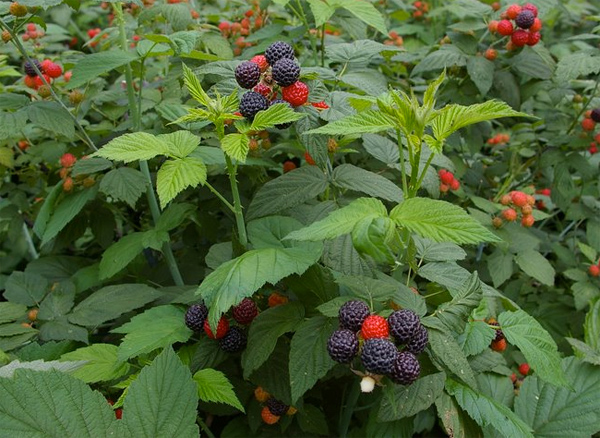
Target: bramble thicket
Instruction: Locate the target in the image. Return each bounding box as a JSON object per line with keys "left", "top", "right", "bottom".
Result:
{"left": 1, "top": 0, "right": 600, "bottom": 437}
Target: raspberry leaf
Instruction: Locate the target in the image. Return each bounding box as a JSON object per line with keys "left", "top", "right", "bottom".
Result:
{"left": 332, "top": 164, "right": 403, "bottom": 202}
{"left": 498, "top": 310, "right": 569, "bottom": 387}
{"left": 514, "top": 250, "right": 555, "bottom": 286}
{"left": 378, "top": 372, "right": 445, "bottom": 421}
{"left": 60, "top": 344, "right": 130, "bottom": 383}
{"left": 433, "top": 273, "right": 483, "bottom": 334}
{"left": 435, "top": 392, "right": 482, "bottom": 438}
{"left": 220, "top": 133, "right": 249, "bottom": 162}
{"left": 181, "top": 63, "right": 210, "bottom": 107}
{"left": 249, "top": 103, "right": 305, "bottom": 132}
{"left": 555, "top": 53, "right": 600, "bottom": 83}
{"left": 390, "top": 198, "right": 501, "bottom": 244}
{"left": 193, "top": 369, "right": 245, "bottom": 412}
{"left": 99, "top": 168, "right": 147, "bottom": 208}
{"left": 66, "top": 50, "right": 138, "bottom": 89}
{"left": 306, "top": 109, "right": 396, "bottom": 136}
{"left": 156, "top": 157, "right": 207, "bottom": 208}
{"left": 93, "top": 132, "right": 171, "bottom": 163}
{"left": 335, "top": 0, "right": 387, "bottom": 35}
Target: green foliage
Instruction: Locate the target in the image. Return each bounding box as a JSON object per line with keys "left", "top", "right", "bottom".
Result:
{"left": 193, "top": 368, "right": 245, "bottom": 412}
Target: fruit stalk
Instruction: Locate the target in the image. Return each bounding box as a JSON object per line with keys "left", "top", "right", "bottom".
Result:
{"left": 113, "top": 2, "right": 184, "bottom": 286}
{"left": 224, "top": 155, "right": 249, "bottom": 247}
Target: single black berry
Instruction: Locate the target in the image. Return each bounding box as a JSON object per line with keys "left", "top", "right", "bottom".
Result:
{"left": 327, "top": 329, "right": 359, "bottom": 363}
{"left": 489, "top": 320, "right": 504, "bottom": 342}
{"left": 266, "top": 398, "right": 289, "bottom": 416}
{"left": 591, "top": 108, "right": 600, "bottom": 123}
{"left": 387, "top": 309, "right": 420, "bottom": 344}
{"left": 235, "top": 61, "right": 261, "bottom": 89}
{"left": 264, "top": 41, "right": 294, "bottom": 66}
{"left": 185, "top": 303, "right": 208, "bottom": 332}
{"left": 219, "top": 326, "right": 247, "bottom": 353}
{"left": 239, "top": 91, "right": 269, "bottom": 120}
{"left": 389, "top": 352, "right": 420, "bottom": 385}
{"left": 405, "top": 324, "right": 428, "bottom": 355}
{"left": 232, "top": 298, "right": 258, "bottom": 325}
{"left": 360, "top": 338, "right": 398, "bottom": 375}
{"left": 24, "top": 60, "right": 41, "bottom": 77}
{"left": 515, "top": 10, "right": 535, "bottom": 29}
{"left": 271, "top": 58, "right": 300, "bottom": 88}
{"left": 270, "top": 99, "right": 294, "bottom": 129}
{"left": 339, "top": 300, "right": 370, "bottom": 333}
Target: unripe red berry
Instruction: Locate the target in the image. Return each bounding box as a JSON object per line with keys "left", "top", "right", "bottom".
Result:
{"left": 521, "top": 214, "right": 534, "bottom": 227}
{"left": 506, "top": 4, "right": 522, "bottom": 20}
{"left": 582, "top": 118, "right": 596, "bottom": 132}
{"left": 589, "top": 265, "right": 600, "bottom": 277}
{"left": 511, "top": 191, "right": 528, "bottom": 207}
{"left": 485, "top": 48, "right": 498, "bottom": 61}
{"left": 518, "top": 363, "right": 530, "bottom": 376}
{"left": 502, "top": 208, "right": 517, "bottom": 222}
{"left": 497, "top": 20, "right": 514, "bottom": 36}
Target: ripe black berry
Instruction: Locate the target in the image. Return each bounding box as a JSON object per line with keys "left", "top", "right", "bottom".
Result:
{"left": 489, "top": 320, "right": 505, "bottom": 342}
{"left": 264, "top": 41, "right": 294, "bottom": 66}
{"left": 185, "top": 303, "right": 208, "bottom": 332}
{"left": 270, "top": 99, "right": 294, "bottom": 129}
{"left": 239, "top": 91, "right": 269, "bottom": 120}
{"left": 515, "top": 10, "right": 535, "bottom": 29}
{"left": 405, "top": 324, "right": 428, "bottom": 355}
{"left": 271, "top": 58, "right": 300, "bottom": 87}
{"left": 360, "top": 338, "right": 398, "bottom": 375}
{"left": 219, "top": 326, "right": 247, "bottom": 353}
{"left": 591, "top": 108, "right": 600, "bottom": 123}
{"left": 389, "top": 352, "right": 420, "bottom": 385}
{"left": 327, "top": 329, "right": 359, "bottom": 363}
{"left": 266, "top": 398, "right": 289, "bottom": 416}
{"left": 339, "top": 300, "right": 370, "bottom": 332}
{"left": 232, "top": 298, "right": 258, "bottom": 325}
{"left": 387, "top": 309, "right": 420, "bottom": 344}
{"left": 235, "top": 61, "right": 261, "bottom": 89}
{"left": 24, "top": 60, "right": 41, "bottom": 77}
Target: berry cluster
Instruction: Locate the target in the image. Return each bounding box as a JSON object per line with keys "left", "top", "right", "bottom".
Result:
{"left": 218, "top": 3, "right": 265, "bottom": 56}
{"left": 9, "top": 2, "right": 28, "bottom": 17}
{"left": 184, "top": 299, "right": 260, "bottom": 353}
{"left": 581, "top": 109, "right": 600, "bottom": 154}
{"left": 384, "top": 31, "right": 404, "bottom": 47}
{"left": 487, "top": 133, "right": 510, "bottom": 146}
{"left": 23, "top": 59, "right": 64, "bottom": 91}
{"left": 438, "top": 169, "right": 460, "bottom": 193}
{"left": 412, "top": 1, "right": 429, "bottom": 19}
{"left": 487, "top": 317, "right": 507, "bottom": 352}
{"left": 493, "top": 190, "right": 536, "bottom": 228}
{"left": 21, "top": 23, "right": 45, "bottom": 42}
{"left": 59, "top": 153, "right": 77, "bottom": 192}
{"left": 488, "top": 3, "right": 542, "bottom": 51}
{"left": 510, "top": 362, "right": 531, "bottom": 395}
{"left": 236, "top": 41, "right": 309, "bottom": 123}
{"left": 253, "top": 387, "right": 296, "bottom": 425}
{"left": 327, "top": 300, "right": 428, "bottom": 390}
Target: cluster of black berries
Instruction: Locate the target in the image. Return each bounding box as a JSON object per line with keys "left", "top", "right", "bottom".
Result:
{"left": 236, "top": 41, "right": 309, "bottom": 124}
{"left": 184, "top": 298, "right": 259, "bottom": 353}
{"left": 327, "top": 300, "right": 428, "bottom": 388}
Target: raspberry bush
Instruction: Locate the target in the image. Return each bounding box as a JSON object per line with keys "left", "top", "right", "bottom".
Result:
{"left": 1, "top": 0, "right": 600, "bottom": 437}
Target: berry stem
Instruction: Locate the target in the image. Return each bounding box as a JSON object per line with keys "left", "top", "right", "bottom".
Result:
{"left": 196, "top": 415, "right": 216, "bottom": 438}
{"left": 224, "top": 155, "right": 249, "bottom": 248}
{"left": 114, "top": 2, "right": 184, "bottom": 287}
{"left": 396, "top": 129, "right": 409, "bottom": 196}
{"left": 0, "top": 17, "right": 98, "bottom": 152}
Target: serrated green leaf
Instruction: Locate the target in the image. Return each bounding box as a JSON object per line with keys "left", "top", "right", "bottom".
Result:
{"left": 60, "top": 344, "right": 130, "bottom": 383}
{"left": 467, "top": 56, "right": 494, "bottom": 95}
{"left": 307, "top": 0, "right": 336, "bottom": 27}
{"left": 193, "top": 369, "right": 245, "bottom": 412}
{"left": 112, "top": 305, "right": 192, "bottom": 361}
{"left": 158, "top": 130, "right": 199, "bottom": 158}
{"left": 242, "top": 302, "right": 305, "bottom": 378}
{"left": 182, "top": 63, "right": 210, "bottom": 107}
{"left": 94, "top": 133, "right": 170, "bottom": 163}
{"left": 3, "top": 272, "right": 48, "bottom": 307}
{"left": 156, "top": 157, "right": 207, "bottom": 208}
{"left": 122, "top": 347, "right": 199, "bottom": 438}
{"left": 446, "top": 378, "right": 533, "bottom": 438}
{"left": 332, "top": 164, "right": 402, "bottom": 202}
{"left": 220, "top": 133, "right": 249, "bottom": 162}
{"left": 249, "top": 103, "right": 305, "bottom": 132}
{"left": 554, "top": 53, "right": 600, "bottom": 83}
{"left": 435, "top": 273, "right": 483, "bottom": 333}
{"left": 67, "top": 50, "right": 138, "bottom": 89}
{"left": 390, "top": 198, "right": 500, "bottom": 244}
{"left": 0, "top": 147, "right": 14, "bottom": 168}
{"left": 306, "top": 109, "right": 396, "bottom": 136}
{"left": 459, "top": 321, "right": 495, "bottom": 357}
{"left": 289, "top": 316, "right": 336, "bottom": 403}
{"left": 100, "top": 167, "right": 147, "bottom": 208}
{"left": 28, "top": 102, "right": 75, "bottom": 139}
{"left": 487, "top": 249, "right": 514, "bottom": 288}
{"left": 286, "top": 198, "right": 387, "bottom": 242}
{"left": 71, "top": 157, "right": 112, "bottom": 176}
{"left": 515, "top": 250, "right": 555, "bottom": 286}
{"left": 427, "top": 326, "right": 477, "bottom": 388}
{"left": 0, "top": 359, "right": 84, "bottom": 378}
{"left": 99, "top": 232, "right": 146, "bottom": 279}
{"left": 335, "top": 0, "right": 387, "bottom": 34}
{"left": 498, "top": 310, "right": 568, "bottom": 387}
{"left": 0, "top": 303, "right": 27, "bottom": 324}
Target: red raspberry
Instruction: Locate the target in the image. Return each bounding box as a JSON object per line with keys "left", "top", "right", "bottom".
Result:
{"left": 282, "top": 81, "right": 309, "bottom": 107}
{"left": 521, "top": 214, "right": 534, "bottom": 227}
{"left": 511, "top": 30, "right": 529, "bottom": 47}
{"left": 360, "top": 315, "right": 389, "bottom": 339}
{"left": 440, "top": 183, "right": 449, "bottom": 193}
{"left": 537, "top": 188, "right": 551, "bottom": 196}
{"left": 589, "top": 265, "right": 600, "bottom": 277}
{"left": 282, "top": 161, "right": 296, "bottom": 173}
{"left": 60, "top": 153, "right": 77, "bottom": 168}
{"left": 87, "top": 28, "right": 101, "bottom": 38}
{"left": 497, "top": 20, "right": 514, "bottom": 36}
{"left": 24, "top": 75, "right": 36, "bottom": 88}
{"left": 510, "top": 191, "right": 528, "bottom": 207}
{"left": 44, "top": 63, "right": 62, "bottom": 79}
{"left": 506, "top": 4, "right": 522, "bottom": 20}
{"left": 26, "top": 23, "right": 36, "bottom": 32}
{"left": 530, "top": 18, "right": 542, "bottom": 32}
{"left": 491, "top": 338, "right": 507, "bottom": 352}
{"left": 438, "top": 169, "right": 454, "bottom": 185}
{"left": 203, "top": 316, "right": 229, "bottom": 339}
{"left": 311, "top": 101, "right": 329, "bottom": 109}
{"left": 485, "top": 48, "right": 498, "bottom": 61}
{"left": 582, "top": 118, "right": 596, "bottom": 132}
{"left": 261, "top": 406, "right": 280, "bottom": 425}
{"left": 250, "top": 55, "right": 269, "bottom": 72}
{"left": 488, "top": 20, "right": 499, "bottom": 33}
{"left": 527, "top": 31, "right": 541, "bottom": 46}
{"left": 33, "top": 74, "right": 51, "bottom": 89}
{"left": 450, "top": 179, "right": 460, "bottom": 191}
{"left": 41, "top": 59, "right": 53, "bottom": 72}
{"left": 518, "top": 363, "right": 530, "bottom": 376}
{"left": 218, "top": 21, "right": 230, "bottom": 32}
{"left": 522, "top": 2, "right": 538, "bottom": 17}
{"left": 253, "top": 83, "right": 272, "bottom": 98}
{"left": 304, "top": 151, "right": 316, "bottom": 165}
{"left": 502, "top": 208, "right": 517, "bottom": 222}
{"left": 590, "top": 144, "right": 599, "bottom": 154}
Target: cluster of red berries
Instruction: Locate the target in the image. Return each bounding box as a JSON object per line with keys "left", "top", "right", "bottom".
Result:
{"left": 412, "top": 1, "right": 429, "bottom": 19}
{"left": 218, "top": 5, "right": 265, "bottom": 56}
{"left": 59, "top": 153, "right": 77, "bottom": 192}
{"left": 493, "top": 190, "right": 536, "bottom": 228}
{"left": 589, "top": 261, "right": 600, "bottom": 277}
{"left": 384, "top": 31, "right": 404, "bottom": 47}
{"left": 20, "top": 23, "right": 45, "bottom": 42}
{"left": 488, "top": 3, "right": 542, "bottom": 51}
{"left": 106, "top": 399, "right": 123, "bottom": 420}
{"left": 23, "top": 59, "right": 63, "bottom": 92}
{"left": 510, "top": 363, "right": 531, "bottom": 394}
{"left": 535, "top": 187, "right": 551, "bottom": 210}
{"left": 87, "top": 27, "right": 108, "bottom": 48}
{"left": 254, "top": 387, "right": 297, "bottom": 425}
{"left": 487, "top": 133, "right": 510, "bottom": 145}
{"left": 581, "top": 109, "right": 600, "bottom": 154}
{"left": 438, "top": 169, "right": 460, "bottom": 193}
{"left": 487, "top": 317, "right": 507, "bottom": 352}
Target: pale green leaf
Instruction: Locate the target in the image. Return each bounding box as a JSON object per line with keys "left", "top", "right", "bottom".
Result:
{"left": 249, "top": 103, "right": 305, "bottom": 132}
{"left": 306, "top": 110, "right": 396, "bottom": 136}
{"left": 0, "top": 359, "right": 85, "bottom": 378}
{"left": 61, "top": 344, "right": 130, "bottom": 383}
{"left": 94, "top": 133, "right": 170, "bottom": 163}
{"left": 112, "top": 305, "right": 192, "bottom": 361}
{"left": 193, "top": 369, "right": 244, "bottom": 412}
{"left": 307, "top": 0, "right": 336, "bottom": 27}
{"left": 220, "top": 133, "right": 249, "bottom": 162}
{"left": 182, "top": 63, "right": 210, "bottom": 107}
{"left": 335, "top": 0, "right": 387, "bottom": 34}
{"left": 158, "top": 130, "right": 200, "bottom": 158}
{"left": 390, "top": 198, "right": 500, "bottom": 244}
{"left": 156, "top": 157, "right": 207, "bottom": 208}
{"left": 515, "top": 250, "right": 555, "bottom": 286}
